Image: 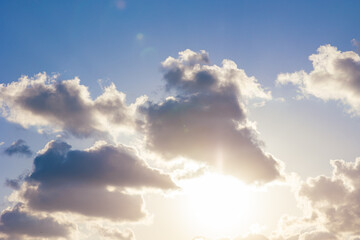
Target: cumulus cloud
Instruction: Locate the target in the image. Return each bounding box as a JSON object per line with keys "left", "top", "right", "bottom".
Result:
{"left": 288, "top": 157, "right": 360, "bottom": 239}
{"left": 140, "top": 49, "right": 282, "bottom": 184}
{"left": 28, "top": 140, "right": 176, "bottom": 190}
{"left": 0, "top": 204, "right": 73, "bottom": 240}
{"left": 276, "top": 44, "right": 360, "bottom": 115}
{"left": 13, "top": 140, "right": 176, "bottom": 221}
{"left": 0, "top": 73, "right": 144, "bottom": 138}
{"left": 3, "top": 140, "right": 32, "bottom": 157}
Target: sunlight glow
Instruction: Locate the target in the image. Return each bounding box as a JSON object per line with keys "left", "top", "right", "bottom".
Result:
{"left": 180, "top": 173, "right": 254, "bottom": 236}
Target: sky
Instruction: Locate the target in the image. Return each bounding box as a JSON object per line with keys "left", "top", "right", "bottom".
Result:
{"left": 0, "top": 1, "right": 360, "bottom": 240}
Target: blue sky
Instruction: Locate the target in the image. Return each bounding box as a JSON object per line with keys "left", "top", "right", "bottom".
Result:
{"left": 2, "top": 0, "right": 360, "bottom": 90}
{"left": 1, "top": 1, "right": 360, "bottom": 240}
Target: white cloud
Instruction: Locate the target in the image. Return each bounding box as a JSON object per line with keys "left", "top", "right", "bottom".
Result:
{"left": 277, "top": 44, "right": 360, "bottom": 115}
{"left": 352, "top": 38, "right": 360, "bottom": 51}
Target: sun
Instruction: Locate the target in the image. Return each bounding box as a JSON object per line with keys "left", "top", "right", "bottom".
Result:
{"left": 180, "top": 173, "right": 255, "bottom": 236}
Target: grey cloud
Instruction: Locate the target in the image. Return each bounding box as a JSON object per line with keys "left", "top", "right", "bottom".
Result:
{"left": 277, "top": 44, "right": 360, "bottom": 115}
{"left": 141, "top": 49, "right": 281, "bottom": 184}
{"left": 332, "top": 158, "right": 360, "bottom": 188}
{"left": 24, "top": 185, "right": 146, "bottom": 221}
{"left": 0, "top": 74, "right": 139, "bottom": 138}
{"left": 299, "top": 176, "right": 348, "bottom": 206}
{"left": 28, "top": 140, "right": 176, "bottom": 190}
{"left": 4, "top": 179, "right": 21, "bottom": 190}
{"left": 164, "top": 68, "right": 217, "bottom": 93}
{"left": 0, "top": 205, "right": 73, "bottom": 239}
{"left": 5, "top": 173, "right": 27, "bottom": 190}
{"left": 4, "top": 140, "right": 32, "bottom": 157}
{"left": 18, "top": 140, "right": 176, "bottom": 221}
{"left": 15, "top": 79, "right": 96, "bottom": 137}
{"left": 298, "top": 158, "right": 360, "bottom": 236}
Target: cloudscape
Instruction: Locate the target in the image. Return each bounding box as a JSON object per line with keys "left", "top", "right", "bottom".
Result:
{"left": 0, "top": 1, "right": 360, "bottom": 240}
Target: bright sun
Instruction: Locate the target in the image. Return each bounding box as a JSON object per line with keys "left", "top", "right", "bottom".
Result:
{"left": 180, "top": 173, "right": 255, "bottom": 236}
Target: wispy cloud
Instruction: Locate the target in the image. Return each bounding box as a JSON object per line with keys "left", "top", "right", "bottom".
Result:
{"left": 3, "top": 139, "right": 32, "bottom": 157}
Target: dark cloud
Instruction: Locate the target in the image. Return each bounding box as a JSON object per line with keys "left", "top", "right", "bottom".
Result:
{"left": 28, "top": 140, "right": 176, "bottom": 190}
{"left": 4, "top": 140, "right": 32, "bottom": 157}
{"left": 0, "top": 205, "right": 73, "bottom": 239}
{"left": 141, "top": 49, "right": 281, "bottom": 184}
{"left": 18, "top": 140, "right": 176, "bottom": 221}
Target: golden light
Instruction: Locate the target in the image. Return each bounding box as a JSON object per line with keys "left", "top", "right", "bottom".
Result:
{"left": 180, "top": 173, "right": 255, "bottom": 236}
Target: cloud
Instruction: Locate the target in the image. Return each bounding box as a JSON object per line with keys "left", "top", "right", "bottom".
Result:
{"left": 28, "top": 140, "right": 176, "bottom": 190}
{"left": 287, "top": 157, "right": 360, "bottom": 238}
{"left": 0, "top": 73, "right": 144, "bottom": 138}
{"left": 352, "top": 38, "right": 360, "bottom": 51}
{"left": 276, "top": 44, "right": 360, "bottom": 115}
{"left": 14, "top": 140, "right": 176, "bottom": 221}
{"left": 4, "top": 179, "right": 21, "bottom": 190}
{"left": 192, "top": 237, "right": 230, "bottom": 240}
{"left": 140, "top": 49, "right": 282, "bottom": 184}
{"left": 236, "top": 234, "right": 269, "bottom": 240}
{"left": 115, "top": 0, "right": 126, "bottom": 10}
{"left": 23, "top": 185, "right": 146, "bottom": 221}
{"left": 0, "top": 204, "right": 73, "bottom": 240}
{"left": 298, "top": 231, "right": 338, "bottom": 240}
{"left": 192, "top": 230, "right": 339, "bottom": 240}
{"left": 3, "top": 140, "right": 32, "bottom": 157}
{"left": 96, "top": 226, "right": 135, "bottom": 240}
